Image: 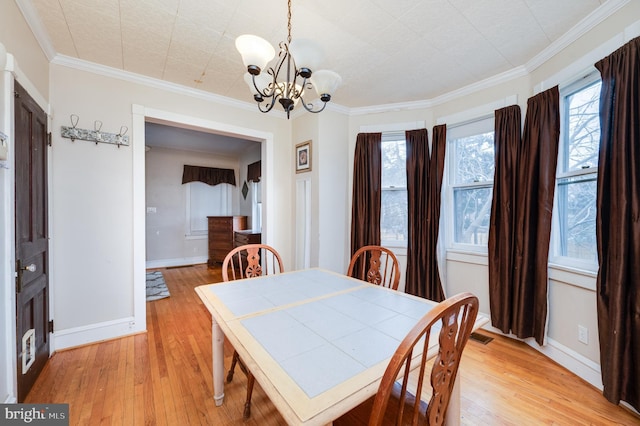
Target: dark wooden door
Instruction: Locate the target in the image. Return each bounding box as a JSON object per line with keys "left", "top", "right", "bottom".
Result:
{"left": 14, "top": 81, "right": 50, "bottom": 402}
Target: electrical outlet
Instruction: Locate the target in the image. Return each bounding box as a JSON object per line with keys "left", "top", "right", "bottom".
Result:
{"left": 578, "top": 325, "right": 589, "bottom": 344}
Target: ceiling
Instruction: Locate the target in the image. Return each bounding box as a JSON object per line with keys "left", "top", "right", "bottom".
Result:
{"left": 145, "top": 121, "right": 259, "bottom": 155}
{"left": 23, "top": 0, "right": 612, "bottom": 111}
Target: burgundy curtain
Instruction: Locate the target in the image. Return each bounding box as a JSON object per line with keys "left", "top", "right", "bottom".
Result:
{"left": 512, "top": 86, "right": 560, "bottom": 345}
{"left": 247, "top": 161, "right": 261, "bottom": 182}
{"left": 487, "top": 90, "right": 559, "bottom": 345}
{"left": 182, "top": 165, "right": 236, "bottom": 186}
{"left": 594, "top": 36, "right": 640, "bottom": 411}
{"left": 350, "top": 133, "right": 382, "bottom": 255}
{"left": 488, "top": 105, "right": 522, "bottom": 332}
{"left": 405, "top": 127, "right": 446, "bottom": 301}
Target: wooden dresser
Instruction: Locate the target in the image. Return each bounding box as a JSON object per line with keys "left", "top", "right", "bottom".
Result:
{"left": 234, "top": 230, "right": 262, "bottom": 247}
{"left": 207, "top": 216, "right": 247, "bottom": 268}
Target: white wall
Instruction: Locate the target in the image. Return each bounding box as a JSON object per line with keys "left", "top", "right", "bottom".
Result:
{"left": 47, "top": 62, "right": 292, "bottom": 350}
{"left": 145, "top": 146, "right": 241, "bottom": 267}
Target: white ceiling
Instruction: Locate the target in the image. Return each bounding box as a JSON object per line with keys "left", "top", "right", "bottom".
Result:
{"left": 23, "top": 0, "right": 612, "bottom": 111}
{"left": 145, "top": 121, "right": 259, "bottom": 155}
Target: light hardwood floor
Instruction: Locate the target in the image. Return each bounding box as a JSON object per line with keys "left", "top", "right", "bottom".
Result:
{"left": 25, "top": 264, "right": 639, "bottom": 425}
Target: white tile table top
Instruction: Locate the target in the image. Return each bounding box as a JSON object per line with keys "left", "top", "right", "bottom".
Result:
{"left": 199, "top": 268, "right": 441, "bottom": 424}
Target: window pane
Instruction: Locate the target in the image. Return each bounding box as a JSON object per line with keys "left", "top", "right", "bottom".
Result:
{"left": 381, "top": 190, "right": 407, "bottom": 243}
{"left": 453, "top": 132, "right": 494, "bottom": 184}
{"left": 381, "top": 139, "right": 406, "bottom": 188}
{"left": 453, "top": 187, "right": 492, "bottom": 245}
{"left": 564, "top": 81, "right": 601, "bottom": 173}
{"left": 557, "top": 176, "right": 597, "bottom": 261}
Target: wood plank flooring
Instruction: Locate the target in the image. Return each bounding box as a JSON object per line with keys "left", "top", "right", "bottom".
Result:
{"left": 25, "top": 264, "right": 639, "bottom": 425}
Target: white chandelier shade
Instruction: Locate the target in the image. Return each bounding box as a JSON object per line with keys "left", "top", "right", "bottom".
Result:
{"left": 235, "top": 35, "right": 275, "bottom": 72}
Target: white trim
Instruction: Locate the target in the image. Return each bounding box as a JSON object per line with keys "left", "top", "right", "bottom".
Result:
{"left": 14, "top": 0, "right": 57, "bottom": 61}
{"left": 525, "top": 0, "right": 631, "bottom": 74}
{"left": 131, "top": 105, "right": 147, "bottom": 339}
{"left": 535, "top": 19, "right": 640, "bottom": 94}
{"left": 548, "top": 264, "right": 597, "bottom": 291}
{"left": 0, "top": 50, "right": 17, "bottom": 406}
{"left": 359, "top": 121, "right": 426, "bottom": 133}
{"left": 145, "top": 257, "right": 208, "bottom": 270}
{"left": 53, "top": 55, "right": 289, "bottom": 119}
{"left": 530, "top": 337, "right": 603, "bottom": 390}
{"left": 437, "top": 96, "right": 517, "bottom": 126}
{"left": 445, "top": 250, "right": 488, "bottom": 266}
{"left": 52, "top": 317, "right": 141, "bottom": 351}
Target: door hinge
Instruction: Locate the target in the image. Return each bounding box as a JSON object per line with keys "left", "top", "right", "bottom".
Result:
{"left": 48, "top": 132, "right": 52, "bottom": 147}
{"left": 48, "top": 320, "right": 54, "bottom": 333}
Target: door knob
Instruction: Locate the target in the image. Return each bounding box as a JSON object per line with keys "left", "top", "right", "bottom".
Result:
{"left": 22, "top": 263, "right": 36, "bottom": 272}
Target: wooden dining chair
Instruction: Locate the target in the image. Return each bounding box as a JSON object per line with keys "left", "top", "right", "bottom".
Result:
{"left": 221, "top": 243, "right": 284, "bottom": 420}
{"left": 335, "top": 292, "right": 478, "bottom": 426}
{"left": 347, "top": 245, "right": 401, "bottom": 290}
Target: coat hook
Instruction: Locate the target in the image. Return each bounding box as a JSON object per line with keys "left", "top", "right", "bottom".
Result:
{"left": 94, "top": 120, "right": 103, "bottom": 144}
{"left": 116, "top": 126, "right": 128, "bottom": 148}
{"left": 69, "top": 114, "right": 80, "bottom": 142}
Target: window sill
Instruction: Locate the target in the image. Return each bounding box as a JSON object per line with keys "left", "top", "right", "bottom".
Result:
{"left": 445, "top": 250, "right": 488, "bottom": 266}
{"left": 548, "top": 263, "right": 597, "bottom": 291}
{"left": 185, "top": 234, "right": 207, "bottom": 241}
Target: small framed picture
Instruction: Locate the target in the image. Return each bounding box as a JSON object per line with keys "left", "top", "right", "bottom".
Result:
{"left": 295, "top": 140, "right": 312, "bottom": 173}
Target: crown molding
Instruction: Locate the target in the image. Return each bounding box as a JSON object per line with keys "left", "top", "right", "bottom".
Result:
{"left": 349, "top": 0, "right": 629, "bottom": 116}
{"left": 19, "top": 0, "right": 631, "bottom": 119}
{"left": 524, "top": 0, "right": 631, "bottom": 73}
{"left": 15, "top": 0, "right": 56, "bottom": 61}
{"left": 51, "top": 54, "right": 289, "bottom": 119}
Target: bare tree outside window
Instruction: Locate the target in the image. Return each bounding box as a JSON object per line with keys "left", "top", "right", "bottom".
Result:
{"left": 381, "top": 137, "right": 408, "bottom": 244}
{"left": 452, "top": 131, "right": 495, "bottom": 245}
{"left": 556, "top": 79, "right": 601, "bottom": 262}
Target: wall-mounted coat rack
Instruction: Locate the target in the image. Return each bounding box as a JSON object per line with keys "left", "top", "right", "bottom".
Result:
{"left": 61, "top": 115, "right": 129, "bottom": 147}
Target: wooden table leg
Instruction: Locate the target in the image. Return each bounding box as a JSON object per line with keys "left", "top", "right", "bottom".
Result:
{"left": 212, "top": 319, "right": 225, "bottom": 406}
{"left": 444, "top": 374, "right": 461, "bottom": 425}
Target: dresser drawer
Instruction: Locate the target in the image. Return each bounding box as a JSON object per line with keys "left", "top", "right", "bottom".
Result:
{"left": 234, "top": 231, "right": 261, "bottom": 246}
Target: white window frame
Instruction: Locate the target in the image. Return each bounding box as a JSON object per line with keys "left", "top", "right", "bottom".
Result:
{"left": 550, "top": 72, "right": 601, "bottom": 272}
{"left": 380, "top": 131, "right": 408, "bottom": 249}
{"left": 446, "top": 115, "right": 495, "bottom": 253}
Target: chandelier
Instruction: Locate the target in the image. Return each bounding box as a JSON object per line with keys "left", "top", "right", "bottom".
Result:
{"left": 235, "top": 0, "right": 342, "bottom": 119}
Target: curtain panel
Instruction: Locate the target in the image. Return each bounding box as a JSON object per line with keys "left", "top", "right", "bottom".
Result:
{"left": 247, "top": 161, "right": 261, "bottom": 182}
{"left": 512, "top": 86, "right": 560, "bottom": 345}
{"left": 486, "top": 88, "right": 559, "bottom": 346}
{"left": 405, "top": 127, "right": 446, "bottom": 301}
{"left": 350, "top": 133, "right": 382, "bottom": 255}
{"left": 594, "top": 36, "right": 640, "bottom": 411}
{"left": 488, "top": 105, "right": 522, "bottom": 333}
{"left": 182, "top": 165, "right": 236, "bottom": 186}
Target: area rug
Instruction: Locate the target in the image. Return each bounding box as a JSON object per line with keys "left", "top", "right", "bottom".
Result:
{"left": 146, "top": 271, "right": 170, "bottom": 301}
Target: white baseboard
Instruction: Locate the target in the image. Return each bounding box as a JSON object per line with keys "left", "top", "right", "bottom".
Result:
{"left": 480, "top": 323, "right": 603, "bottom": 390}
{"left": 3, "top": 394, "right": 17, "bottom": 403}
{"left": 145, "top": 256, "right": 207, "bottom": 269}
{"left": 532, "top": 337, "right": 603, "bottom": 390}
{"left": 52, "top": 316, "right": 146, "bottom": 351}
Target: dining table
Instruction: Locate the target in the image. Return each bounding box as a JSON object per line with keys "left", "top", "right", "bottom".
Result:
{"left": 195, "top": 267, "right": 487, "bottom": 425}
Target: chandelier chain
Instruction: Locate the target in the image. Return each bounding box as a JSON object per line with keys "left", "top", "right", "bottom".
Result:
{"left": 287, "top": 0, "right": 292, "bottom": 43}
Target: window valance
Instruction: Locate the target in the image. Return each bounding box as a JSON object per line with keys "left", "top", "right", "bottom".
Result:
{"left": 181, "top": 165, "right": 236, "bottom": 186}
{"left": 247, "top": 161, "right": 261, "bottom": 182}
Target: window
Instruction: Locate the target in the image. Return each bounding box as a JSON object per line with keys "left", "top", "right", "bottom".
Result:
{"left": 553, "top": 74, "right": 601, "bottom": 267}
{"left": 186, "top": 182, "right": 232, "bottom": 236}
{"left": 381, "top": 133, "right": 407, "bottom": 246}
{"left": 448, "top": 117, "right": 495, "bottom": 249}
